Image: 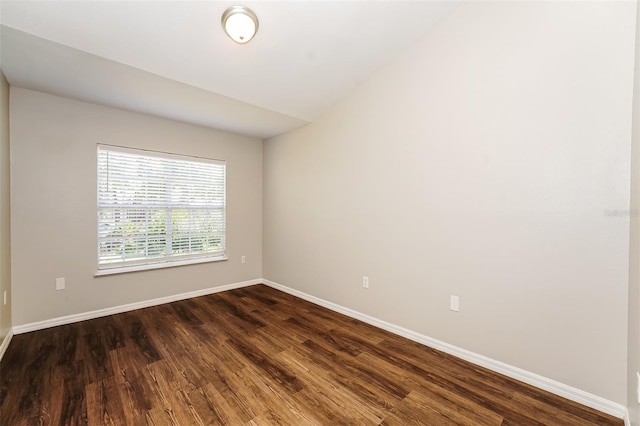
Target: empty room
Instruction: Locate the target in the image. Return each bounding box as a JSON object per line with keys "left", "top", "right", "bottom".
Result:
{"left": 1, "top": 0, "right": 639, "bottom": 424}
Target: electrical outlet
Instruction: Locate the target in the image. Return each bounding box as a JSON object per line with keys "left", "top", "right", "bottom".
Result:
{"left": 241, "top": 256, "right": 246, "bottom": 264}
{"left": 362, "top": 276, "right": 369, "bottom": 289}
{"left": 56, "top": 277, "right": 65, "bottom": 291}
{"left": 3, "top": 290, "right": 6, "bottom": 305}
{"left": 450, "top": 295, "right": 460, "bottom": 312}
{"left": 636, "top": 372, "right": 640, "bottom": 404}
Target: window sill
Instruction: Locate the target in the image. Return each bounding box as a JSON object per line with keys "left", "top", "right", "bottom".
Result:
{"left": 95, "top": 256, "right": 228, "bottom": 277}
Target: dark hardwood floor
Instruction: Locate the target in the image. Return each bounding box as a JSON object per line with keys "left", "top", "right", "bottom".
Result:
{"left": 0, "top": 284, "right": 623, "bottom": 425}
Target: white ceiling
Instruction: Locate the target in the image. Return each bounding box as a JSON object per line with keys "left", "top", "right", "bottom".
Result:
{"left": 0, "top": 1, "right": 458, "bottom": 138}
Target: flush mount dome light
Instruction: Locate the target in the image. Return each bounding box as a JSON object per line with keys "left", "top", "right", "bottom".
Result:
{"left": 221, "top": 5, "right": 259, "bottom": 44}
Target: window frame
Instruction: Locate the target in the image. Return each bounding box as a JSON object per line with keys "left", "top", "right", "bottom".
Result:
{"left": 95, "top": 144, "right": 227, "bottom": 276}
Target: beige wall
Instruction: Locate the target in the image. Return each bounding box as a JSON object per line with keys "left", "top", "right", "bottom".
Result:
{"left": 10, "top": 88, "right": 262, "bottom": 326}
{"left": 0, "top": 70, "right": 11, "bottom": 342}
{"left": 263, "top": 1, "right": 635, "bottom": 404}
{"left": 628, "top": 0, "right": 640, "bottom": 423}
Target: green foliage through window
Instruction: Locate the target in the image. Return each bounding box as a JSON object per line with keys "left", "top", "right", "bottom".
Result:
{"left": 97, "top": 145, "right": 226, "bottom": 269}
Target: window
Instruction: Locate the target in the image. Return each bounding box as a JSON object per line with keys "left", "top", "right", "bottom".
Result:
{"left": 97, "top": 145, "right": 226, "bottom": 273}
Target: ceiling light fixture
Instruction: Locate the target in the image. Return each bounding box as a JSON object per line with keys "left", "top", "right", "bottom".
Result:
{"left": 221, "top": 5, "right": 259, "bottom": 44}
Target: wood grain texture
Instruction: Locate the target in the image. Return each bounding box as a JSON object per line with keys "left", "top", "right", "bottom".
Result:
{"left": 0, "top": 284, "right": 623, "bottom": 425}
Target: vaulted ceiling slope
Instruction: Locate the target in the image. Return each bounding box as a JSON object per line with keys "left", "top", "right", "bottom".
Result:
{"left": 0, "top": 1, "right": 458, "bottom": 138}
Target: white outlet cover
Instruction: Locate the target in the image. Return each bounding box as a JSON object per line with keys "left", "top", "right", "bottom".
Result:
{"left": 450, "top": 295, "right": 460, "bottom": 312}
{"left": 636, "top": 372, "right": 640, "bottom": 404}
{"left": 56, "top": 277, "right": 65, "bottom": 290}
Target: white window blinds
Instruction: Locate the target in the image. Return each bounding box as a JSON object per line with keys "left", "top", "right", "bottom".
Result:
{"left": 97, "top": 145, "right": 226, "bottom": 270}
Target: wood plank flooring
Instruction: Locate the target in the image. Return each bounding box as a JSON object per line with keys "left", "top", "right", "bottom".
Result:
{"left": 0, "top": 284, "right": 623, "bottom": 425}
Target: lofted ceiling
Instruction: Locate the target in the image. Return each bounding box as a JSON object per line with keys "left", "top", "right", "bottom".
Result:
{"left": 0, "top": 1, "right": 458, "bottom": 138}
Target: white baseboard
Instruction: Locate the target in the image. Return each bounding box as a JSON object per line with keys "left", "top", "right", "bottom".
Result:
{"left": 12, "top": 278, "right": 261, "bottom": 335}
{"left": 0, "top": 328, "right": 13, "bottom": 362}
{"left": 262, "top": 279, "right": 627, "bottom": 420}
